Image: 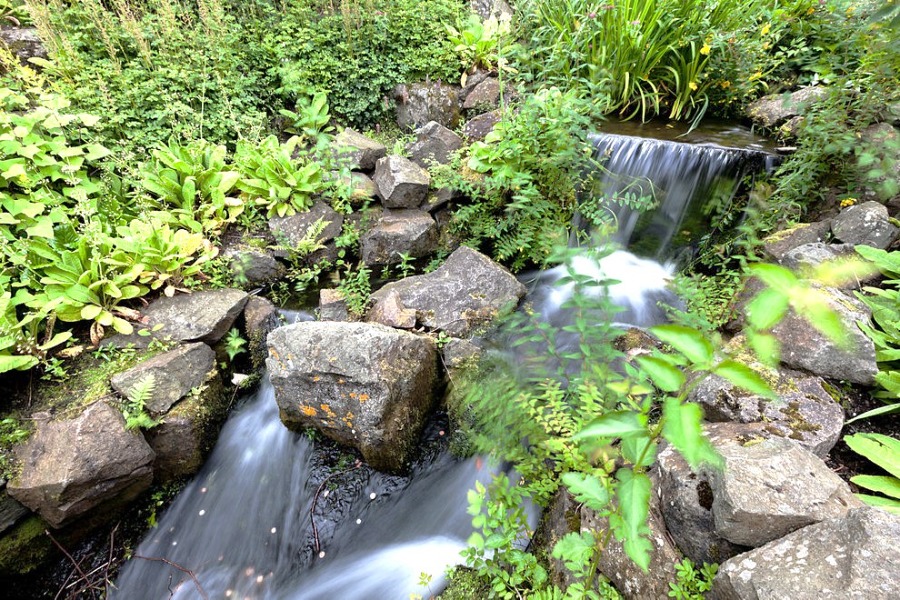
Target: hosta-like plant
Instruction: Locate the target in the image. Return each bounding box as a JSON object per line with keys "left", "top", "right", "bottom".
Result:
{"left": 0, "top": 291, "right": 71, "bottom": 374}
{"left": 844, "top": 433, "right": 900, "bottom": 515}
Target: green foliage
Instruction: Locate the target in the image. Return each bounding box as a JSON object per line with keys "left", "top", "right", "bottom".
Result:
{"left": 277, "top": 90, "right": 334, "bottom": 148}
{"left": 224, "top": 327, "right": 247, "bottom": 362}
{"left": 450, "top": 88, "right": 598, "bottom": 270}
{"left": 844, "top": 432, "right": 900, "bottom": 514}
{"left": 337, "top": 264, "right": 372, "bottom": 318}
{"left": 668, "top": 559, "right": 718, "bottom": 599}
{"left": 446, "top": 14, "right": 517, "bottom": 83}
{"left": 122, "top": 373, "right": 160, "bottom": 431}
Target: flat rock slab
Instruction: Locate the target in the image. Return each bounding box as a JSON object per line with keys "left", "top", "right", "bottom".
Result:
{"left": 267, "top": 321, "right": 437, "bottom": 473}
{"left": 360, "top": 209, "right": 438, "bottom": 266}
{"left": 831, "top": 200, "right": 899, "bottom": 249}
{"left": 746, "top": 87, "right": 827, "bottom": 128}
{"left": 268, "top": 200, "right": 344, "bottom": 257}
{"left": 761, "top": 221, "right": 832, "bottom": 263}
{"left": 110, "top": 342, "right": 216, "bottom": 415}
{"left": 369, "top": 246, "right": 526, "bottom": 336}
{"left": 8, "top": 403, "right": 155, "bottom": 528}
{"left": 373, "top": 155, "right": 431, "bottom": 209}
{"left": 137, "top": 288, "right": 249, "bottom": 345}
{"left": 332, "top": 128, "right": 386, "bottom": 171}
{"left": 713, "top": 507, "right": 900, "bottom": 599}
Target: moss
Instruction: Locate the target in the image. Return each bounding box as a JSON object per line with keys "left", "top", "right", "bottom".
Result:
{"left": 0, "top": 516, "right": 53, "bottom": 576}
{"left": 437, "top": 567, "right": 491, "bottom": 599}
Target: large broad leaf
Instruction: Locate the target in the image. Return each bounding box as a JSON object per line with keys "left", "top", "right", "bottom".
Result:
{"left": 662, "top": 397, "right": 723, "bottom": 469}
{"left": 621, "top": 435, "right": 658, "bottom": 468}
{"left": 650, "top": 324, "right": 714, "bottom": 366}
{"left": 713, "top": 360, "right": 775, "bottom": 397}
{"left": 0, "top": 354, "right": 39, "bottom": 372}
{"left": 845, "top": 433, "right": 900, "bottom": 479}
{"left": 573, "top": 411, "right": 647, "bottom": 441}
{"left": 615, "top": 469, "right": 652, "bottom": 572}
{"left": 744, "top": 288, "right": 789, "bottom": 331}
{"left": 561, "top": 472, "right": 610, "bottom": 511}
{"left": 636, "top": 355, "right": 684, "bottom": 392}
{"left": 851, "top": 475, "right": 900, "bottom": 499}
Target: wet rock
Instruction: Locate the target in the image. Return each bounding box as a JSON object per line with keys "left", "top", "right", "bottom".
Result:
{"left": 267, "top": 321, "right": 438, "bottom": 472}
{"left": 395, "top": 82, "right": 461, "bottom": 131}
{"left": 761, "top": 221, "right": 832, "bottom": 263}
{"left": 223, "top": 248, "right": 285, "bottom": 288}
{"left": 141, "top": 289, "right": 249, "bottom": 345}
{"left": 332, "top": 128, "right": 386, "bottom": 171}
{"left": 462, "top": 110, "right": 502, "bottom": 141}
{"left": 703, "top": 434, "right": 862, "bottom": 548}
{"left": 713, "top": 507, "right": 900, "bottom": 599}
{"left": 0, "top": 483, "right": 29, "bottom": 536}
{"left": 831, "top": 200, "right": 899, "bottom": 249}
{"left": 373, "top": 155, "right": 431, "bottom": 209}
{"left": 268, "top": 200, "right": 344, "bottom": 257}
{"left": 407, "top": 121, "right": 464, "bottom": 168}
{"left": 746, "top": 87, "right": 827, "bottom": 129}
{"left": 689, "top": 362, "right": 844, "bottom": 457}
{"left": 360, "top": 209, "right": 438, "bottom": 266}
{"left": 110, "top": 342, "right": 217, "bottom": 415}
{"left": 244, "top": 295, "right": 282, "bottom": 366}
{"left": 8, "top": 403, "right": 155, "bottom": 528}
{"left": 366, "top": 289, "right": 416, "bottom": 329}
{"left": 463, "top": 77, "right": 501, "bottom": 110}
{"left": 0, "top": 27, "right": 47, "bottom": 64}
{"left": 318, "top": 288, "right": 351, "bottom": 322}
{"left": 369, "top": 246, "right": 526, "bottom": 336}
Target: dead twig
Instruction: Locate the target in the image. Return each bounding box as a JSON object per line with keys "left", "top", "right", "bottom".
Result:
{"left": 133, "top": 555, "right": 209, "bottom": 600}
{"left": 45, "top": 529, "right": 98, "bottom": 600}
{"left": 310, "top": 460, "right": 363, "bottom": 554}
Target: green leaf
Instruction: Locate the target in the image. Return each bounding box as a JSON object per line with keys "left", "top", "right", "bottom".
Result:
{"left": 615, "top": 469, "right": 652, "bottom": 572}
{"left": 747, "top": 331, "right": 780, "bottom": 366}
{"left": 2, "top": 161, "right": 27, "bottom": 180}
{"left": 749, "top": 262, "right": 798, "bottom": 292}
{"left": 845, "top": 403, "right": 900, "bottom": 423}
{"left": 854, "top": 494, "right": 900, "bottom": 514}
{"left": 561, "top": 472, "right": 610, "bottom": 511}
{"left": 651, "top": 324, "right": 714, "bottom": 365}
{"left": 851, "top": 475, "right": 900, "bottom": 499}
{"left": 551, "top": 531, "right": 595, "bottom": 574}
{"left": 0, "top": 354, "right": 39, "bottom": 372}
{"left": 845, "top": 433, "right": 900, "bottom": 479}
{"left": 84, "top": 143, "right": 111, "bottom": 161}
{"left": 713, "top": 360, "right": 774, "bottom": 397}
{"left": 621, "top": 435, "right": 658, "bottom": 468}
{"left": 662, "top": 397, "right": 723, "bottom": 469}
{"left": 574, "top": 411, "right": 647, "bottom": 441}
{"left": 744, "top": 288, "right": 789, "bottom": 331}
{"left": 636, "top": 355, "right": 684, "bottom": 392}
{"left": 80, "top": 304, "right": 102, "bottom": 321}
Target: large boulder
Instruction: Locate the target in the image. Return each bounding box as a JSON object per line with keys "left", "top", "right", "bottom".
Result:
{"left": 332, "top": 128, "right": 387, "bottom": 171}
{"left": 761, "top": 221, "right": 832, "bottom": 263}
{"left": 831, "top": 200, "right": 899, "bottom": 249}
{"left": 463, "top": 77, "right": 501, "bottom": 110}
{"left": 223, "top": 248, "right": 285, "bottom": 288}
{"left": 110, "top": 342, "right": 217, "bottom": 415}
{"left": 369, "top": 246, "right": 526, "bottom": 336}
{"left": 373, "top": 155, "right": 431, "bottom": 209}
{"left": 746, "top": 87, "right": 827, "bottom": 129}
{"left": 462, "top": 110, "right": 502, "bottom": 141}
{"left": 267, "top": 321, "right": 438, "bottom": 473}
{"left": 8, "top": 403, "right": 155, "bottom": 528}
{"left": 141, "top": 289, "right": 249, "bottom": 345}
{"left": 395, "top": 82, "right": 461, "bottom": 131}
{"left": 360, "top": 209, "right": 439, "bottom": 266}
{"left": 713, "top": 507, "right": 900, "bottom": 599}
{"left": 407, "top": 121, "right": 464, "bottom": 168}
{"left": 0, "top": 27, "right": 48, "bottom": 64}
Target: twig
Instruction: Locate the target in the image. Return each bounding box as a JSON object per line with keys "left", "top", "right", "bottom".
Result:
{"left": 133, "top": 555, "right": 208, "bottom": 600}
{"left": 310, "top": 460, "right": 362, "bottom": 553}
{"left": 45, "top": 529, "right": 97, "bottom": 600}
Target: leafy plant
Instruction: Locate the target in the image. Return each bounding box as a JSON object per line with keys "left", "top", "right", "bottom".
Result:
{"left": 224, "top": 327, "right": 247, "bottom": 363}
{"left": 844, "top": 433, "right": 900, "bottom": 514}
{"left": 668, "top": 558, "right": 717, "bottom": 599}
{"left": 446, "top": 14, "right": 516, "bottom": 85}
{"left": 337, "top": 264, "right": 372, "bottom": 318}
{"left": 122, "top": 373, "right": 160, "bottom": 431}
{"left": 278, "top": 90, "right": 334, "bottom": 148}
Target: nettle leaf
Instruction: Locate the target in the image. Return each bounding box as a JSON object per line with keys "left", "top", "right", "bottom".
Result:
{"left": 574, "top": 410, "right": 647, "bottom": 441}
{"left": 636, "top": 355, "right": 684, "bottom": 392}
{"left": 662, "top": 397, "right": 723, "bottom": 469}
{"left": 561, "top": 472, "right": 610, "bottom": 511}
{"left": 747, "top": 331, "right": 780, "bottom": 366}
{"left": 651, "top": 324, "right": 714, "bottom": 366}
{"left": 745, "top": 287, "right": 789, "bottom": 331}
{"left": 621, "top": 435, "right": 658, "bottom": 468}
{"left": 749, "top": 263, "right": 797, "bottom": 293}
{"left": 615, "top": 469, "right": 652, "bottom": 572}
{"left": 713, "top": 360, "right": 774, "bottom": 397}
{"left": 551, "top": 531, "right": 595, "bottom": 574}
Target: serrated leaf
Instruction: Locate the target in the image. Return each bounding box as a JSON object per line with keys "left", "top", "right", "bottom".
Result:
{"left": 745, "top": 288, "right": 789, "bottom": 330}
{"left": 615, "top": 469, "right": 652, "bottom": 572}
{"left": 662, "top": 397, "right": 723, "bottom": 469}
{"left": 574, "top": 411, "right": 647, "bottom": 441}
{"left": 636, "top": 355, "right": 684, "bottom": 392}
{"left": 651, "top": 324, "right": 714, "bottom": 365}
{"left": 551, "top": 531, "right": 595, "bottom": 573}
{"left": 713, "top": 360, "right": 774, "bottom": 397}
{"left": 561, "top": 472, "right": 610, "bottom": 511}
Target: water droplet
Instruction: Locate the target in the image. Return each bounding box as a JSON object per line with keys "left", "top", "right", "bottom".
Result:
{"left": 356, "top": 518, "right": 362, "bottom": 524}
{"left": 318, "top": 551, "right": 325, "bottom": 558}
{"left": 439, "top": 430, "right": 445, "bottom": 436}
{"left": 200, "top": 487, "right": 207, "bottom": 493}
{"left": 225, "top": 591, "right": 233, "bottom": 598}
{"left": 198, "top": 510, "right": 205, "bottom": 516}
{"left": 171, "top": 541, "right": 177, "bottom": 546}
{"left": 369, "top": 492, "right": 376, "bottom": 500}
{"left": 270, "top": 527, "right": 277, "bottom": 534}
{"left": 245, "top": 567, "right": 255, "bottom": 577}
{"left": 323, "top": 490, "right": 329, "bottom": 497}
{"left": 256, "top": 575, "right": 264, "bottom": 584}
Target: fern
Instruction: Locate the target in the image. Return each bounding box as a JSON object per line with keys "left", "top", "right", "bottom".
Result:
{"left": 123, "top": 373, "right": 160, "bottom": 431}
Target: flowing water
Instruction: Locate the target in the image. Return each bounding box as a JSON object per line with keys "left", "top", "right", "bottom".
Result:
{"left": 111, "top": 127, "right": 773, "bottom": 599}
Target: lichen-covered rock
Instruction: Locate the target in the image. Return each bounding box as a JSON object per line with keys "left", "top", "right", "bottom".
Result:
{"left": 110, "top": 342, "right": 216, "bottom": 415}
{"left": 713, "top": 507, "right": 900, "bottom": 599}
{"left": 266, "top": 321, "right": 438, "bottom": 472}
{"left": 761, "top": 221, "right": 832, "bottom": 263}
{"left": 0, "top": 482, "right": 28, "bottom": 537}
{"left": 781, "top": 243, "right": 861, "bottom": 283}
{"left": 462, "top": 110, "right": 502, "bottom": 141}
{"left": 407, "top": 121, "right": 464, "bottom": 168}
{"left": 141, "top": 289, "right": 250, "bottom": 344}
{"left": 318, "top": 288, "right": 351, "bottom": 322}
{"left": 463, "top": 77, "right": 501, "bottom": 110}
{"left": 469, "top": 0, "right": 513, "bottom": 20}
{"left": 366, "top": 289, "right": 416, "bottom": 329}
{"left": 373, "top": 156, "right": 431, "bottom": 209}
{"left": 8, "top": 403, "right": 155, "bottom": 528}
{"left": 831, "top": 200, "right": 899, "bottom": 249}
{"left": 0, "top": 27, "right": 47, "bottom": 64}
{"left": 703, "top": 434, "right": 862, "bottom": 548}
{"left": 369, "top": 246, "right": 526, "bottom": 336}
{"left": 268, "top": 200, "right": 344, "bottom": 257}
{"left": 223, "top": 248, "right": 285, "bottom": 287}
{"left": 746, "top": 87, "right": 827, "bottom": 129}
{"left": 332, "top": 128, "right": 387, "bottom": 171}
{"left": 360, "top": 209, "right": 438, "bottom": 266}
{"left": 395, "top": 82, "right": 461, "bottom": 131}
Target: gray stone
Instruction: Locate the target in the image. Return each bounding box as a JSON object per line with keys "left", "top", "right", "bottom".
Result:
{"left": 370, "top": 246, "right": 526, "bottom": 336}
{"left": 462, "top": 110, "right": 502, "bottom": 141}
{"left": 266, "top": 321, "right": 438, "bottom": 472}
{"left": 268, "top": 200, "right": 344, "bottom": 257}
{"left": 713, "top": 507, "right": 900, "bottom": 600}
{"left": 223, "top": 248, "right": 285, "bottom": 288}
{"left": 407, "top": 121, "right": 464, "bottom": 168}
{"left": 761, "top": 221, "right": 832, "bottom": 263}
{"left": 395, "top": 82, "right": 461, "bottom": 131}
{"left": 703, "top": 435, "right": 862, "bottom": 548}
{"left": 746, "top": 87, "right": 828, "bottom": 128}
{"left": 441, "top": 338, "right": 482, "bottom": 369}
{"left": 244, "top": 295, "right": 281, "bottom": 366}
{"left": 689, "top": 361, "right": 844, "bottom": 457}
{"left": 141, "top": 289, "right": 249, "bottom": 344}
{"left": 373, "top": 155, "right": 431, "bottom": 209}
{"left": 336, "top": 171, "right": 378, "bottom": 205}
{"left": 360, "top": 209, "right": 438, "bottom": 266}
{"left": 318, "top": 288, "right": 351, "bottom": 322}
{"left": 111, "top": 342, "right": 216, "bottom": 415}
{"left": 831, "top": 200, "right": 899, "bottom": 249}
{"left": 0, "top": 27, "right": 47, "bottom": 64}
{"left": 0, "top": 483, "right": 29, "bottom": 536}
{"left": 781, "top": 242, "right": 858, "bottom": 273}
{"left": 332, "top": 128, "right": 387, "bottom": 171}
{"left": 366, "top": 289, "right": 416, "bottom": 329}
{"left": 469, "top": 0, "right": 513, "bottom": 20}
{"left": 463, "top": 77, "right": 501, "bottom": 110}
{"left": 8, "top": 403, "right": 155, "bottom": 528}
{"left": 422, "top": 187, "right": 457, "bottom": 213}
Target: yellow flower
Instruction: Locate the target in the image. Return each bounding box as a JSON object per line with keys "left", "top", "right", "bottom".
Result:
{"left": 689, "top": 81, "right": 698, "bottom": 91}
{"left": 720, "top": 80, "right": 731, "bottom": 89}
{"left": 761, "top": 22, "right": 771, "bottom": 36}
{"left": 840, "top": 197, "right": 857, "bottom": 208}
{"left": 700, "top": 42, "right": 711, "bottom": 55}
{"left": 807, "top": 7, "right": 815, "bottom": 15}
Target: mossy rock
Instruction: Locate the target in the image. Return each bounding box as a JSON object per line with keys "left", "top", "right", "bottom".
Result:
{"left": 0, "top": 516, "right": 53, "bottom": 576}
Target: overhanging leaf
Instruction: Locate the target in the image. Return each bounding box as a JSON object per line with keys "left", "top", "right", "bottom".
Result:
{"left": 650, "top": 324, "right": 714, "bottom": 365}
{"left": 662, "top": 397, "right": 722, "bottom": 469}
{"left": 573, "top": 411, "right": 647, "bottom": 441}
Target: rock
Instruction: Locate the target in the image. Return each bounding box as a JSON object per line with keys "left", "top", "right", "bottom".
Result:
{"left": 366, "top": 289, "right": 416, "bottom": 329}
{"left": 267, "top": 321, "right": 438, "bottom": 472}
{"left": 110, "top": 342, "right": 216, "bottom": 415}
{"left": 703, "top": 434, "right": 862, "bottom": 548}
{"left": 0, "top": 27, "right": 48, "bottom": 64}
{"left": 462, "top": 110, "right": 502, "bottom": 141}
{"left": 532, "top": 490, "right": 581, "bottom": 590}
{"left": 223, "top": 248, "right": 285, "bottom": 288}
{"left": 781, "top": 242, "right": 858, "bottom": 273}
{"left": 395, "top": 82, "right": 461, "bottom": 131}
{"left": 268, "top": 200, "right": 344, "bottom": 257}
{"left": 582, "top": 469, "right": 681, "bottom": 599}
{"left": 422, "top": 187, "right": 457, "bottom": 213}
{"left": 713, "top": 507, "right": 900, "bottom": 599}
{"left": 463, "top": 77, "right": 501, "bottom": 110}
{"left": 0, "top": 484, "right": 29, "bottom": 537}
{"left": 360, "top": 209, "right": 438, "bottom": 266}
{"left": 145, "top": 371, "right": 228, "bottom": 481}
{"left": 658, "top": 434, "right": 750, "bottom": 565}
{"left": 761, "top": 221, "right": 832, "bottom": 263}
{"left": 332, "top": 128, "right": 387, "bottom": 171}
{"left": 141, "top": 289, "right": 249, "bottom": 345}
{"left": 746, "top": 87, "right": 828, "bottom": 129}
{"left": 469, "top": 0, "right": 514, "bottom": 20}
{"left": 689, "top": 361, "right": 844, "bottom": 457}
{"left": 831, "top": 200, "right": 899, "bottom": 249}
{"left": 407, "top": 121, "right": 464, "bottom": 168}
{"left": 244, "top": 295, "right": 281, "bottom": 366}
{"left": 319, "top": 288, "right": 351, "bottom": 322}
{"left": 369, "top": 246, "right": 526, "bottom": 336}
{"left": 441, "top": 338, "right": 482, "bottom": 369}
{"left": 337, "top": 171, "right": 378, "bottom": 205}
{"left": 8, "top": 403, "right": 155, "bottom": 528}
{"left": 373, "top": 155, "right": 431, "bottom": 209}
{"left": 460, "top": 69, "right": 490, "bottom": 97}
